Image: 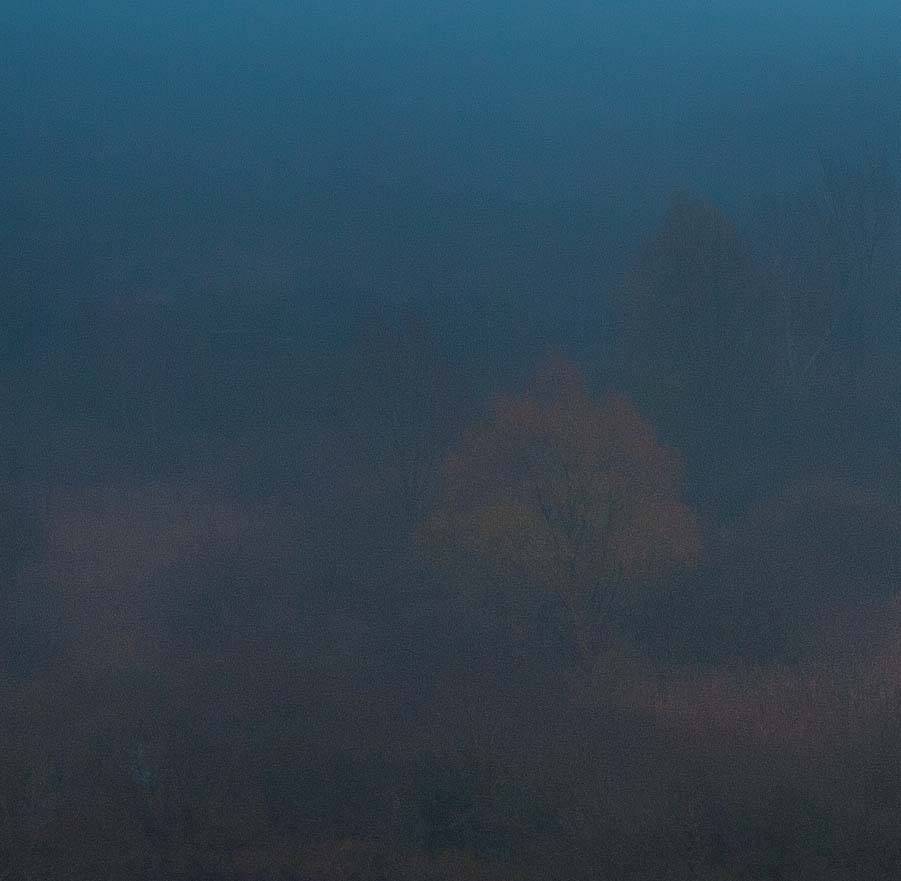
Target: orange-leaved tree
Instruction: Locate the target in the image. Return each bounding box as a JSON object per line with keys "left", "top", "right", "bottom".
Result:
{"left": 419, "top": 359, "right": 700, "bottom": 672}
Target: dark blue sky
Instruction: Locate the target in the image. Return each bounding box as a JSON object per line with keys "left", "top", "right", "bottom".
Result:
{"left": 5, "top": 2, "right": 901, "bottom": 365}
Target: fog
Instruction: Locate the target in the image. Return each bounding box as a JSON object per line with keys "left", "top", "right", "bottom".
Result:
{"left": 3, "top": 3, "right": 901, "bottom": 878}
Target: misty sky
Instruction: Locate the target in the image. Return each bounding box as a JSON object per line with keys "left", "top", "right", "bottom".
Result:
{"left": 6, "top": 8, "right": 901, "bottom": 876}
{"left": 5, "top": 2, "right": 901, "bottom": 365}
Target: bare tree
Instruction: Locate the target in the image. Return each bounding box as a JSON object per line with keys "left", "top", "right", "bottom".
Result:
{"left": 815, "top": 142, "right": 898, "bottom": 319}
{"left": 757, "top": 192, "right": 835, "bottom": 408}
{"left": 762, "top": 144, "right": 898, "bottom": 359}
{"left": 756, "top": 143, "right": 900, "bottom": 463}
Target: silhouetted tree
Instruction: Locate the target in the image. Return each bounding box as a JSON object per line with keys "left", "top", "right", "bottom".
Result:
{"left": 345, "top": 311, "right": 471, "bottom": 525}
{"left": 619, "top": 193, "right": 780, "bottom": 508}
{"left": 815, "top": 144, "right": 898, "bottom": 336}
{"left": 757, "top": 146, "right": 901, "bottom": 471}
{"left": 682, "top": 475, "right": 901, "bottom": 664}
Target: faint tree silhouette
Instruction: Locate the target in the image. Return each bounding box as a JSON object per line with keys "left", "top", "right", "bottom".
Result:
{"left": 345, "top": 311, "right": 471, "bottom": 526}
{"left": 756, "top": 145, "right": 900, "bottom": 469}
{"left": 619, "top": 193, "right": 781, "bottom": 507}
{"left": 815, "top": 143, "right": 898, "bottom": 328}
